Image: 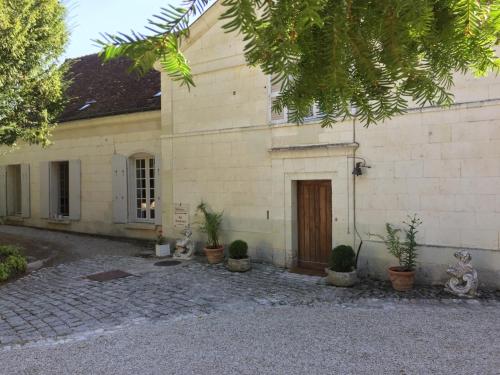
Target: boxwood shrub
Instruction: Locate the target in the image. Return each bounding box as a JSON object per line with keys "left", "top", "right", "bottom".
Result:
{"left": 0, "top": 245, "right": 27, "bottom": 282}
{"left": 229, "top": 240, "right": 248, "bottom": 259}
{"left": 329, "top": 245, "right": 356, "bottom": 273}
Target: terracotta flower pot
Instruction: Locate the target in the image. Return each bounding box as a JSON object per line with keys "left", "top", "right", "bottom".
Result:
{"left": 204, "top": 246, "right": 224, "bottom": 264}
{"left": 388, "top": 266, "right": 415, "bottom": 291}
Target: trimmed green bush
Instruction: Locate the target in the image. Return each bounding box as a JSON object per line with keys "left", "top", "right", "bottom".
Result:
{"left": 329, "top": 245, "right": 356, "bottom": 273}
{"left": 0, "top": 245, "right": 27, "bottom": 282}
{"left": 229, "top": 240, "right": 248, "bottom": 259}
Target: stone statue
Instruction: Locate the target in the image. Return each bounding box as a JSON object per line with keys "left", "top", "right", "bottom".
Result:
{"left": 445, "top": 250, "right": 478, "bottom": 298}
{"left": 173, "top": 226, "right": 195, "bottom": 260}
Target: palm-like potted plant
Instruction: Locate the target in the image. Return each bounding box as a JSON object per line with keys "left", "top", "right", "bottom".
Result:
{"left": 380, "top": 215, "right": 422, "bottom": 291}
{"left": 325, "top": 245, "right": 358, "bottom": 287}
{"left": 227, "top": 240, "right": 251, "bottom": 272}
{"left": 197, "top": 202, "right": 224, "bottom": 264}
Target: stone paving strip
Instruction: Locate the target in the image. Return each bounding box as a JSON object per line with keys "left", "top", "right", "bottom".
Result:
{"left": 1, "top": 251, "right": 499, "bottom": 348}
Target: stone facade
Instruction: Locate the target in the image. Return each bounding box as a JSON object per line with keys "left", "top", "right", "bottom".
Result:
{"left": 159, "top": 3, "right": 500, "bottom": 287}
{"left": 1, "top": 2, "right": 499, "bottom": 287}
{"left": 0, "top": 111, "right": 162, "bottom": 239}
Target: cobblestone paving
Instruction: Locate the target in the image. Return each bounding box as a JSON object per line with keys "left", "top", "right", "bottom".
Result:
{"left": 1, "top": 253, "right": 499, "bottom": 348}
{"left": 0, "top": 227, "right": 499, "bottom": 348}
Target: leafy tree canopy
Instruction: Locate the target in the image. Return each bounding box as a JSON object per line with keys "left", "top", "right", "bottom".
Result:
{"left": 0, "top": 0, "right": 68, "bottom": 146}
{"left": 98, "top": 0, "right": 500, "bottom": 126}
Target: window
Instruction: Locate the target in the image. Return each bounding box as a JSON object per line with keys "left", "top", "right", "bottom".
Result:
{"left": 111, "top": 153, "right": 161, "bottom": 225}
{"left": 57, "top": 161, "right": 69, "bottom": 217}
{"left": 6, "top": 165, "right": 22, "bottom": 216}
{"left": 133, "top": 156, "right": 156, "bottom": 222}
{"left": 0, "top": 164, "right": 30, "bottom": 218}
{"left": 269, "top": 75, "right": 321, "bottom": 124}
{"left": 49, "top": 161, "right": 70, "bottom": 217}
{"left": 40, "top": 160, "right": 80, "bottom": 221}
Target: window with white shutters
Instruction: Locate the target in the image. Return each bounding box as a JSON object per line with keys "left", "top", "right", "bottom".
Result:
{"left": 269, "top": 75, "right": 321, "bottom": 124}
{"left": 0, "top": 164, "right": 30, "bottom": 218}
{"left": 6, "top": 165, "right": 22, "bottom": 216}
{"left": 269, "top": 75, "right": 287, "bottom": 124}
{"left": 0, "top": 166, "right": 7, "bottom": 217}
{"left": 41, "top": 160, "right": 80, "bottom": 220}
{"left": 113, "top": 153, "right": 161, "bottom": 225}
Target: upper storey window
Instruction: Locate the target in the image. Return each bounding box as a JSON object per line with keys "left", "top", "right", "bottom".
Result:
{"left": 268, "top": 76, "right": 322, "bottom": 124}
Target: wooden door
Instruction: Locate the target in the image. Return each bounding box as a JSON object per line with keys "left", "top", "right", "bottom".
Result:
{"left": 297, "top": 180, "right": 332, "bottom": 270}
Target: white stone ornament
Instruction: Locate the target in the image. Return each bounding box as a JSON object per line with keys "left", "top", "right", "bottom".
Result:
{"left": 445, "top": 250, "right": 478, "bottom": 298}
{"left": 173, "top": 226, "right": 195, "bottom": 260}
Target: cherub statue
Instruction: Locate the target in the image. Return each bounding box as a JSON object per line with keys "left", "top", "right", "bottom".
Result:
{"left": 173, "top": 226, "right": 195, "bottom": 260}
{"left": 445, "top": 250, "right": 478, "bottom": 298}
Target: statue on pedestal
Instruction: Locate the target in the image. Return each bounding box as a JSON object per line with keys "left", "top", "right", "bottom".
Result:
{"left": 445, "top": 250, "right": 478, "bottom": 298}
{"left": 173, "top": 226, "right": 195, "bottom": 260}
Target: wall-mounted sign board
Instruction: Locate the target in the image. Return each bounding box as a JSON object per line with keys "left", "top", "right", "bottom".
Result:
{"left": 174, "top": 204, "right": 189, "bottom": 229}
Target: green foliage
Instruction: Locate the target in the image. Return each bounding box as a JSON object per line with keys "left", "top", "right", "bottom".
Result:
{"left": 402, "top": 215, "right": 422, "bottom": 271}
{"left": 156, "top": 229, "right": 167, "bottom": 245}
{"left": 197, "top": 201, "right": 223, "bottom": 249}
{"left": 0, "top": 245, "right": 27, "bottom": 281}
{"left": 96, "top": 2, "right": 212, "bottom": 86}
{"left": 156, "top": 235, "right": 167, "bottom": 245}
{"left": 229, "top": 240, "right": 248, "bottom": 259}
{"left": 379, "top": 223, "right": 404, "bottom": 265}
{"left": 329, "top": 245, "right": 356, "bottom": 272}
{"left": 98, "top": 0, "right": 499, "bottom": 126}
{"left": 379, "top": 215, "right": 422, "bottom": 271}
{"left": 0, "top": 0, "right": 69, "bottom": 146}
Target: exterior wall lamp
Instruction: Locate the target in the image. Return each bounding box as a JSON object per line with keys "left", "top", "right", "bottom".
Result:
{"left": 352, "top": 158, "right": 371, "bottom": 176}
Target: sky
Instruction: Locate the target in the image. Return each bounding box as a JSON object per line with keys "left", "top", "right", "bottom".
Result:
{"left": 63, "top": 0, "right": 182, "bottom": 59}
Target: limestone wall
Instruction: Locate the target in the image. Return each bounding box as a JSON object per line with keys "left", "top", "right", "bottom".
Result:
{"left": 1, "top": 0, "right": 498, "bottom": 287}
{"left": 0, "top": 111, "right": 162, "bottom": 240}
{"left": 159, "top": 4, "right": 500, "bottom": 287}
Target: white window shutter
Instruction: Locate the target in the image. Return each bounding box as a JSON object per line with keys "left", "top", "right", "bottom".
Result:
{"left": 154, "top": 154, "right": 162, "bottom": 225}
{"left": 0, "top": 166, "right": 6, "bottom": 217}
{"left": 21, "top": 164, "right": 30, "bottom": 218}
{"left": 39, "top": 162, "right": 50, "bottom": 219}
{"left": 68, "top": 160, "right": 81, "bottom": 221}
{"left": 112, "top": 154, "right": 128, "bottom": 223}
{"left": 270, "top": 75, "right": 286, "bottom": 123}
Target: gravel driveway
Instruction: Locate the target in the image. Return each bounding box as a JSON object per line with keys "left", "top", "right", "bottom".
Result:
{"left": 2, "top": 303, "right": 499, "bottom": 375}
{"left": 0, "top": 225, "right": 499, "bottom": 374}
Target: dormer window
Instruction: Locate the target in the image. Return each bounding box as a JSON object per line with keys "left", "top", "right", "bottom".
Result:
{"left": 78, "top": 99, "right": 96, "bottom": 111}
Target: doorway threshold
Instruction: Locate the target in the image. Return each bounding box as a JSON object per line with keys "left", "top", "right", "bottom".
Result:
{"left": 288, "top": 267, "right": 327, "bottom": 277}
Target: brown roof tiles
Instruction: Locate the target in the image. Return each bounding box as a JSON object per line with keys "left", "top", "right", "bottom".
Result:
{"left": 59, "top": 54, "right": 161, "bottom": 123}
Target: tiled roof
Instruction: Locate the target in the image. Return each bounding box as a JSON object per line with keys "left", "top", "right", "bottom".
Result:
{"left": 59, "top": 54, "right": 161, "bottom": 123}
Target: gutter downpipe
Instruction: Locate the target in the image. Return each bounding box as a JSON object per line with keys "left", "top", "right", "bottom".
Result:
{"left": 352, "top": 115, "right": 363, "bottom": 269}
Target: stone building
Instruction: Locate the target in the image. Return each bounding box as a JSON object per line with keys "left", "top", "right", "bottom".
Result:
{"left": 1, "top": 2, "right": 499, "bottom": 287}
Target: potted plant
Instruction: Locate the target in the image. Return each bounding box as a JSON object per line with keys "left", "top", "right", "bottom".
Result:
{"left": 325, "top": 245, "right": 358, "bottom": 287}
{"left": 380, "top": 215, "right": 422, "bottom": 291}
{"left": 227, "top": 240, "right": 251, "bottom": 272}
{"left": 155, "top": 230, "right": 170, "bottom": 257}
{"left": 197, "top": 202, "right": 224, "bottom": 264}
